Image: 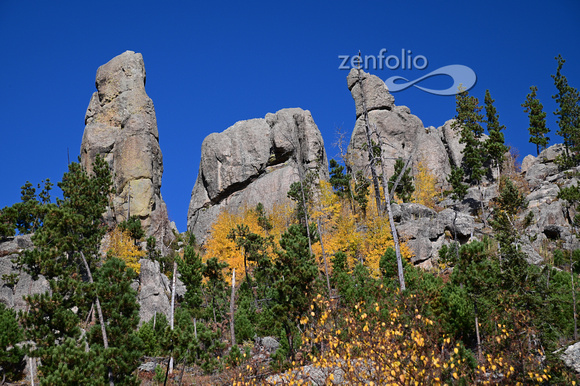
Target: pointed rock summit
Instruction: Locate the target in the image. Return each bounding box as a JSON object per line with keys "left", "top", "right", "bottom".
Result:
{"left": 346, "top": 68, "right": 463, "bottom": 189}
{"left": 187, "top": 108, "right": 328, "bottom": 242}
{"left": 80, "top": 51, "right": 174, "bottom": 247}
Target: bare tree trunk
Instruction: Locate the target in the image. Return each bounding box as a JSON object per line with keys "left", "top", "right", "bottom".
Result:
{"left": 474, "top": 300, "right": 483, "bottom": 361}
{"left": 169, "top": 261, "right": 177, "bottom": 374}
{"left": 80, "top": 252, "right": 114, "bottom": 386}
{"left": 317, "top": 218, "right": 332, "bottom": 298}
{"left": 379, "top": 171, "right": 406, "bottom": 291}
{"left": 230, "top": 268, "right": 236, "bottom": 346}
{"left": 29, "top": 357, "right": 35, "bottom": 386}
{"left": 572, "top": 257, "right": 578, "bottom": 341}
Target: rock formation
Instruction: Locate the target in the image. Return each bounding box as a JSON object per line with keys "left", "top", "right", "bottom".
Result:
{"left": 187, "top": 108, "right": 328, "bottom": 243}
{"left": 80, "top": 51, "right": 174, "bottom": 247}
{"left": 346, "top": 69, "right": 464, "bottom": 190}
{"left": 0, "top": 235, "right": 50, "bottom": 311}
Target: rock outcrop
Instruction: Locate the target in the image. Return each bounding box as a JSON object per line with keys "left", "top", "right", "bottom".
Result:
{"left": 392, "top": 203, "right": 474, "bottom": 266}
{"left": 521, "top": 144, "right": 580, "bottom": 254}
{"left": 187, "top": 108, "right": 328, "bottom": 243}
{"left": 80, "top": 51, "right": 174, "bottom": 248}
{"left": 0, "top": 235, "right": 50, "bottom": 311}
{"left": 346, "top": 69, "right": 462, "bottom": 190}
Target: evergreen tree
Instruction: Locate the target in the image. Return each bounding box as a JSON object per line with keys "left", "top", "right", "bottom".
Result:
{"left": 203, "top": 257, "right": 229, "bottom": 323}
{"left": 89, "top": 257, "right": 143, "bottom": 385}
{"left": 522, "top": 86, "right": 550, "bottom": 155}
{"left": 490, "top": 177, "right": 530, "bottom": 287}
{"left": 452, "top": 90, "right": 486, "bottom": 185}
{"left": 255, "top": 203, "right": 273, "bottom": 233}
{"left": 329, "top": 159, "right": 352, "bottom": 199}
{"left": 552, "top": 54, "right": 580, "bottom": 167}
{"left": 388, "top": 158, "right": 415, "bottom": 202}
{"left": 119, "top": 215, "right": 145, "bottom": 241}
{"left": 447, "top": 166, "right": 468, "bottom": 201}
{"left": 17, "top": 156, "right": 121, "bottom": 383}
{"left": 353, "top": 171, "right": 370, "bottom": 214}
{"left": 270, "top": 224, "right": 318, "bottom": 360}
{"left": 484, "top": 90, "right": 508, "bottom": 176}
{"left": 0, "top": 179, "right": 53, "bottom": 239}
{"left": 558, "top": 183, "right": 580, "bottom": 228}
{"left": 177, "top": 240, "right": 204, "bottom": 313}
{"left": 0, "top": 303, "right": 25, "bottom": 382}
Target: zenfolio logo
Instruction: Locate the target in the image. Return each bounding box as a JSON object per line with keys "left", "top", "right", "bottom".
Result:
{"left": 338, "top": 49, "right": 476, "bottom": 96}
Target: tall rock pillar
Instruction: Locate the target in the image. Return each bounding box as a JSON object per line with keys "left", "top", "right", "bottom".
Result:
{"left": 80, "top": 51, "right": 174, "bottom": 247}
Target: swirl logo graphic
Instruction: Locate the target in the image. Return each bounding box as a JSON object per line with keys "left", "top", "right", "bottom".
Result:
{"left": 385, "top": 65, "right": 477, "bottom": 96}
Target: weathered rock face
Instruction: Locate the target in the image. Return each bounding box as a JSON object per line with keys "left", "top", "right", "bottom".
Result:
{"left": 137, "top": 258, "right": 186, "bottom": 326}
{"left": 521, "top": 143, "right": 580, "bottom": 254}
{"left": 346, "top": 69, "right": 462, "bottom": 190}
{"left": 0, "top": 235, "right": 50, "bottom": 311}
{"left": 187, "top": 108, "right": 328, "bottom": 243}
{"left": 392, "top": 203, "right": 474, "bottom": 266}
{"left": 80, "top": 51, "right": 174, "bottom": 247}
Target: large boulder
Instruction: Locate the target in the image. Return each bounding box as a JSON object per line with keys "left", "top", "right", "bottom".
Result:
{"left": 346, "top": 69, "right": 459, "bottom": 190}
{"left": 80, "top": 51, "right": 174, "bottom": 248}
{"left": 187, "top": 108, "right": 328, "bottom": 243}
{"left": 0, "top": 235, "right": 50, "bottom": 312}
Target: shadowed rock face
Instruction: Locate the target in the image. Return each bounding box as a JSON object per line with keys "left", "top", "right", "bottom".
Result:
{"left": 345, "top": 69, "right": 462, "bottom": 190}
{"left": 187, "top": 108, "right": 328, "bottom": 243}
{"left": 80, "top": 51, "right": 174, "bottom": 247}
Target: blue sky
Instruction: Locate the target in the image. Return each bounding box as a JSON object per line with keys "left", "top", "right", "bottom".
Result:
{"left": 1, "top": 0, "right": 579, "bottom": 232}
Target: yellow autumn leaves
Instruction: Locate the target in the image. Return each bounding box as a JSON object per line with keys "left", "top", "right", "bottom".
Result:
{"left": 103, "top": 226, "right": 145, "bottom": 274}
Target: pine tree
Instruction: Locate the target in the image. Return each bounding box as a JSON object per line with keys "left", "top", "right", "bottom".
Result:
{"left": 329, "top": 159, "right": 352, "bottom": 199}
{"left": 452, "top": 90, "right": 486, "bottom": 185}
{"left": 0, "top": 179, "right": 53, "bottom": 239}
{"left": 177, "top": 241, "right": 204, "bottom": 313}
{"left": 89, "top": 257, "right": 143, "bottom": 385}
{"left": 270, "top": 224, "right": 318, "bottom": 361}
{"left": 448, "top": 166, "right": 468, "bottom": 201}
{"left": 522, "top": 86, "right": 550, "bottom": 155}
{"left": 552, "top": 54, "right": 580, "bottom": 167}
{"left": 353, "top": 171, "right": 370, "bottom": 214}
{"left": 389, "top": 158, "right": 415, "bottom": 202}
{"left": 17, "top": 156, "right": 120, "bottom": 384}
{"left": 203, "top": 257, "right": 229, "bottom": 323}
{"left": 0, "top": 303, "right": 25, "bottom": 382}
{"left": 484, "top": 90, "right": 508, "bottom": 177}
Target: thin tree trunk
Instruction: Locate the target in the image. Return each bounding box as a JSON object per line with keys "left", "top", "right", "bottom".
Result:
{"left": 169, "top": 261, "right": 177, "bottom": 374}
{"left": 29, "top": 357, "right": 35, "bottom": 386}
{"left": 317, "top": 218, "right": 332, "bottom": 298}
{"left": 297, "top": 165, "right": 313, "bottom": 257}
{"left": 571, "top": 257, "right": 578, "bottom": 341}
{"left": 379, "top": 171, "right": 406, "bottom": 291}
{"left": 80, "top": 251, "right": 114, "bottom": 386}
{"left": 230, "top": 268, "right": 236, "bottom": 346}
{"left": 474, "top": 300, "right": 483, "bottom": 361}
{"left": 478, "top": 186, "right": 488, "bottom": 228}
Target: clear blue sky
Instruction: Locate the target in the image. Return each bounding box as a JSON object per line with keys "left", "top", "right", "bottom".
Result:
{"left": 1, "top": 0, "right": 579, "bottom": 232}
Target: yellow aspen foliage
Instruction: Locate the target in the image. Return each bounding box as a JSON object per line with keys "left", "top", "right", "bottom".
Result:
{"left": 104, "top": 226, "right": 145, "bottom": 274}
{"left": 310, "top": 180, "right": 413, "bottom": 276}
{"left": 204, "top": 204, "right": 291, "bottom": 283}
{"left": 360, "top": 195, "right": 413, "bottom": 276}
{"left": 412, "top": 158, "right": 438, "bottom": 208}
